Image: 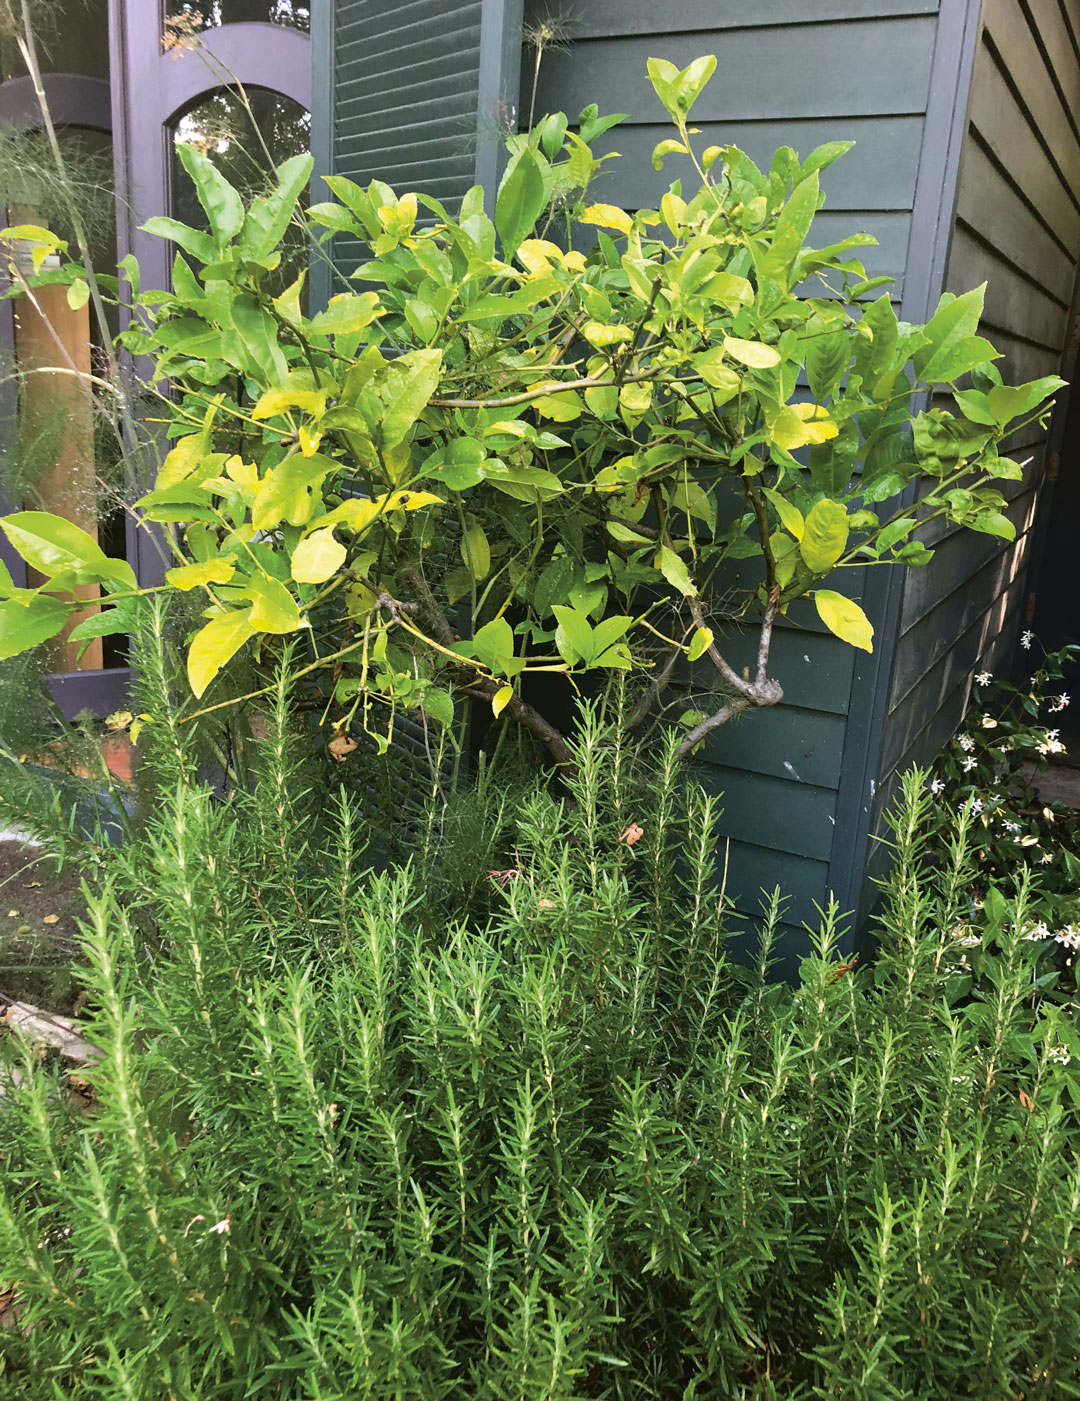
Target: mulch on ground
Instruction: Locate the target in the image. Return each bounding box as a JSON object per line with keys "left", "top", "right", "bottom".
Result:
{"left": 0, "top": 841, "right": 90, "bottom": 1018}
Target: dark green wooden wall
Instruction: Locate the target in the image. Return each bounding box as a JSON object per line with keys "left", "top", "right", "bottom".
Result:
{"left": 320, "top": 0, "right": 1080, "bottom": 951}
{"left": 521, "top": 0, "right": 944, "bottom": 942}
{"left": 864, "top": 0, "right": 1080, "bottom": 896}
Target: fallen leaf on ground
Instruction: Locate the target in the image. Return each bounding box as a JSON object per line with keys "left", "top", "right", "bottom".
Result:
{"left": 42, "top": 914, "right": 59, "bottom": 925}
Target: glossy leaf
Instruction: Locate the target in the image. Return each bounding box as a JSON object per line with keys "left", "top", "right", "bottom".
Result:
{"left": 187, "top": 610, "right": 256, "bottom": 697}
{"left": 815, "top": 589, "right": 873, "bottom": 652}
{"left": 495, "top": 147, "right": 546, "bottom": 256}
{"left": 800, "top": 499, "right": 849, "bottom": 573}
{"left": 0, "top": 595, "right": 70, "bottom": 660}
{"left": 290, "top": 530, "right": 346, "bottom": 584}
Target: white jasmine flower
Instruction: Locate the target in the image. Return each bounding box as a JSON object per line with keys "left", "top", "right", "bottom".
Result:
{"left": 1004, "top": 820, "right": 1021, "bottom": 834}
{"left": 1021, "top": 630, "right": 1033, "bottom": 649}
{"left": 1051, "top": 693, "right": 1070, "bottom": 712}
{"left": 209, "top": 1218, "right": 231, "bottom": 1234}
{"left": 1039, "top": 851, "right": 1053, "bottom": 864}
{"left": 1054, "top": 925, "right": 1080, "bottom": 951}
{"left": 963, "top": 756, "right": 977, "bottom": 772}
{"left": 1037, "top": 737, "right": 1066, "bottom": 756}
{"left": 968, "top": 797, "right": 984, "bottom": 815}
{"left": 975, "top": 671, "right": 993, "bottom": 685}
{"left": 1049, "top": 1046, "right": 1071, "bottom": 1066}
{"left": 959, "top": 735, "right": 975, "bottom": 752}
{"left": 930, "top": 777, "right": 945, "bottom": 795}
{"left": 1023, "top": 924, "right": 1051, "bottom": 941}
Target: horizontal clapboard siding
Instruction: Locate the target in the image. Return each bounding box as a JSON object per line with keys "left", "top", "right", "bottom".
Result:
{"left": 524, "top": 0, "right": 941, "bottom": 932}
{"left": 869, "top": 0, "right": 1080, "bottom": 888}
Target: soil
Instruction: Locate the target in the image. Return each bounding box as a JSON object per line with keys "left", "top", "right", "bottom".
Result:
{"left": 0, "top": 840, "right": 90, "bottom": 1018}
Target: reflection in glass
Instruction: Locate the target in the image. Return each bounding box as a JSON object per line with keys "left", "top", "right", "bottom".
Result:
{"left": 171, "top": 86, "right": 311, "bottom": 300}
{"left": 165, "top": 0, "right": 310, "bottom": 31}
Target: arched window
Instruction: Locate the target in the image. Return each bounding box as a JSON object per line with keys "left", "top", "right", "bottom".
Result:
{"left": 165, "top": 1, "right": 311, "bottom": 33}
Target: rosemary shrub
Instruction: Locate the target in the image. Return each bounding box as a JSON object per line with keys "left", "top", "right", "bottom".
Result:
{"left": 1, "top": 693, "right": 1079, "bottom": 1399}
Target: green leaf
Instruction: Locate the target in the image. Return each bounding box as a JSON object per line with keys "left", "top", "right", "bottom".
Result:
{"left": 805, "top": 331, "right": 849, "bottom": 402}
{"left": 986, "top": 377, "right": 1066, "bottom": 427}
{"left": 377, "top": 348, "right": 443, "bottom": 449}
{"left": 913, "top": 284, "right": 986, "bottom": 383}
{"left": 231, "top": 293, "right": 288, "bottom": 382}
{"left": 658, "top": 545, "right": 695, "bottom": 597}
{"left": 239, "top": 152, "right": 314, "bottom": 263}
{"left": 187, "top": 609, "right": 256, "bottom": 697}
{"left": 469, "top": 615, "right": 517, "bottom": 675}
{"left": 177, "top": 143, "right": 244, "bottom": 248}
{"left": 243, "top": 574, "right": 304, "bottom": 634}
{"left": 495, "top": 147, "right": 547, "bottom": 257}
{"left": 815, "top": 589, "right": 873, "bottom": 652}
{"left": 141, "top": 217, "right": 217, "bottom": 266}
{"left": 799, "top": 499, "right": 848, "bottom": 573}
{"left": 462, "top": 516, "right": 491, "bottom": 581}
{"left": 1, "top": 512, "right": 136, "bottom": 589}
{"left": 0, "top": 595, "right": 70, "bottom": 660}
{"left": 166, "top": 558, "right": 236, "bottom": 590}
{"left": 290, "top": 530, "right": 346, "bottom": 584}
{"left": 969, "top": 509, "right": 1015, "bottom": 541}
{"left": 552, "top": 604, "right": 595, "bottom": 665}
{"left": 421, "top": 687, "right": 455, "bottom": 728}
{"left": 457, "top": 295, "right": 529, "bottom": 323}
{"left": 760, "top": 171, "right": 819, "bottom": 286}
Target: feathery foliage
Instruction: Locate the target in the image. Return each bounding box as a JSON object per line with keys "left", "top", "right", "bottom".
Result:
{"left": 1, "top": 698, "right": 1079, "bottom": 1399}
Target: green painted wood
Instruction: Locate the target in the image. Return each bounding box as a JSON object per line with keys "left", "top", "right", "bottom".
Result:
{"left": 981, "top": 0, "right": 1080, "bottom": 194}
{"left": 690, "top": 764, "right": 838, "bottom": 862}
{"left": 953, "top": 142, "right": 1075, "bottom": 303}
{"left": 695, "top": 830, "right": 832, "bottom": 931}
{"left": 883, "top": 571, "right": 1028, "bottom": 775}
{"left": 1021, "top": 1, "right": 1080, "bottom": 138}
{"left": 702, "top": 707, "right": 848, "bottom": 790}
{"left": 948, "top": 229, "right": 1070, "bottom": 351}
{"left": 966, "top": 52, "right": 1080, "bottom": 254}
{"left": 527, "top": 18, "right": 938, "bottom": 124}
{"left": 590, "top": 116, "right": 924, "bottom": 212}
{"left": 888, "top": 531, "right": 1038, "bottom": 711}
{"left": 535, "top": 0, "right": 938, "bottom": 40}
{"left": 898, "top": 489, "right": 1038, "bottom": 632}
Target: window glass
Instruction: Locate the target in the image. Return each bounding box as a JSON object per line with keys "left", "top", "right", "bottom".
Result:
{"left": 165, "top": 1, "right": 310, "bottom": 33}
{"left": 171, "top": 86, "right": 311, "bottom": 299}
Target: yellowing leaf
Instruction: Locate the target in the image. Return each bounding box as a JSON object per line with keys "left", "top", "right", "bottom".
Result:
{"left": 491, "top": 684, "right": 513, "bottom": 718}
{"left": 384, "top": 489, "right": 443, "bottom": 511}
{"left": 814, "top": 589, "right": 873, "bottom": 652}
{"left": 770, "top": 403, "right": 840, "bottom": 451}
{"left": 582, "top": 203, "right": 633, "bottom": 235}
{"left": 290, "top": 529, "right": 346, "bottom": 584}
{"left": 723, "top": 337, "right": 781, "bottom": 370}
{"left": 462, "top": 517, "right": 491, "bottom": 581}
{"left": 800, "top": 499, "right": 849, "bottom": 573}
{"left": 157, "top": 434, "right": 207, "bottom": 488}
{"left": 251, "top": 384, "right": 328, "bottom": 420}
{"left": 187, "top": 609, "right": 255, "bottom": 698}
{"left": 224, "top": 456, "right": 259, "bottom": 492}
{"left": 298, "top": 425, "right": 323, "bottom": 457}
{"left": 583, "top": 321, "right": 633, "bottom": 347}
{"left": 688, "top": 625, "right": 713, "bottom": 661}
{"left": 532, "top": 385, "right": 584, "bottom": 421}
{"left": 762, "top": 487, "right": 804, "bottom": 541}
{"left": 517, "top": 239, "right": 561, "bottom": 277}
{"left": 166, "top": 557, "right": 236, "bottom": 590}
{"left": 243, "top": 575, "right": 304, "bottom": 634}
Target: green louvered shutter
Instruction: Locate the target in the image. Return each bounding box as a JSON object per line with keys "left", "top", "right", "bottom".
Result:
{"left": 323, "top": 0, "right": 523, "bottom": 277}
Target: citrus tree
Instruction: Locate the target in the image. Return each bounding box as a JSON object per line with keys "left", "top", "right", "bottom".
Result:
{"left": 0, "top": 55, "right": 1063, "bottom": 766}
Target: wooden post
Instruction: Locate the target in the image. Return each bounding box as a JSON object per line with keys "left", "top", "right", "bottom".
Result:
{"left": 13, "top": 264, "right": 103, "bottom": 671}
